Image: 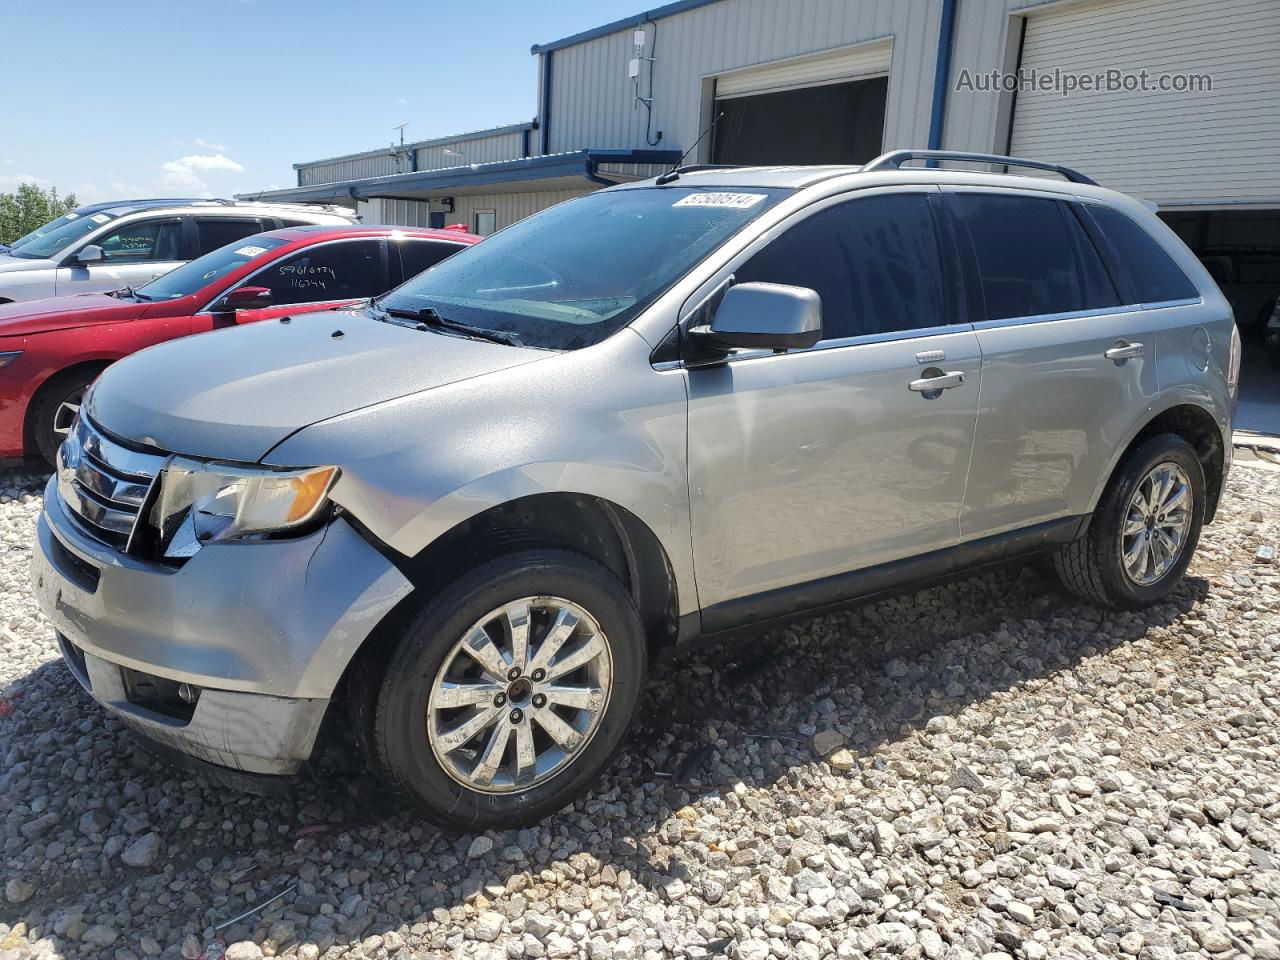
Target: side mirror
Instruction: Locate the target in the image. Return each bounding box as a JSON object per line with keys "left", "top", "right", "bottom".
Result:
{"left": 75, "top": 245, "right": 104, "bottom": 265}
{"left": 690, "top": 282, "right": 823, "bottom": 353}
{"left": 216, "top": 285, "right": 272, "bottom": 311}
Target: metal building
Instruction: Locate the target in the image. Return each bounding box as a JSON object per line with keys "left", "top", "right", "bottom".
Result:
{"left": 248, "top": 0, "right": 1279, "bottom": 426}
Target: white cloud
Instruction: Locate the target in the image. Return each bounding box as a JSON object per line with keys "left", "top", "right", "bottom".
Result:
{"left": 159, "top": 152, "right": 246, "bottom": 194}
{"left": 398, "top": 98, "right": 409, "bottom": 105}
{"left": 0, "top": 173, "right": 52, "bottom": 191}
{"left": 167, "top": 153, "right": 244, "bottom": 174}
{"left": 194, "top": 137, "right": 228, "bottom": 152}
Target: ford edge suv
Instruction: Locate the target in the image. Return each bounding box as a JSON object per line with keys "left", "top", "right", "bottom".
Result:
{"left": 31, "top": 151, "right": 1238, "bottom": 829}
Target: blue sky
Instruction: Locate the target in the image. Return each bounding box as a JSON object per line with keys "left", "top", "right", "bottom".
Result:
{"left": 0, "top": 0, "right": 646, "bottom": 203}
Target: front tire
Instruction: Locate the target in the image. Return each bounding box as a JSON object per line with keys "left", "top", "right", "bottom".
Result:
{"left": 1053, "top": 433, "right": 1205, "bottom": 610}
{"left": 354, "top": 549, "right": 646, "bottom": 830}
{"left": 31, "top": 369, "right": 98, "bottom": 466}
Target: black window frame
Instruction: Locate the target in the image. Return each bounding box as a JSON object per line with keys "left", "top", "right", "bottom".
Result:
{"left": 713, "top": 188, "right": 964, "bottom": 346}
{"left": 78, "top": 216, "right": 188, "bottom": 266}
{"left": 943, "top": 189, "right": 1126, "bottom": 324}
{"left": 1077, "top": 202, "right": 1201, "bottom": 307}
{"left": 389, "top": 237, "right": 468, "bottom": 286}
{"left": 208, "top": 237, "right": 390, "bottom": 311}
{"left": 192, "top": 216, "right": 274, "bottom": 258}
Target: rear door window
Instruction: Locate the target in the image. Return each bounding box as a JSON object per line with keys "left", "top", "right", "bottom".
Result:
{"left": 195, "top": 217, "right": 270, "bottom": 256}
{"left": 251, "top": 239, "right": 385, "bottom": 305}
{"left": 1085, "top": 204, "right": 1199, "bottom": 304}
{"left": 391, "top": 239, "right": 465, "bottom": 285}
{"left": 733, "top": 192, "right": 952, "bottom": 339}
{"left": 947, "top": 193, "right": 1121, "bottom": 321}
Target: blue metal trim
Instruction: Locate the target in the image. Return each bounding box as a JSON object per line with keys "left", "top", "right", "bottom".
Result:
{"left": 531, "top": 0, "right": 723, "bottom": 54}
{"left": 540, "top": 51, "right": 554, "bottom": 154}
{"left": 927, "top": 0, "right": 959, "bottom": 154}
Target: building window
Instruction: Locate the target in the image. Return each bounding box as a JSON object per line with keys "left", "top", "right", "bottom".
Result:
{"left": 473, "top": 210, "right": 497, "bottom": 237}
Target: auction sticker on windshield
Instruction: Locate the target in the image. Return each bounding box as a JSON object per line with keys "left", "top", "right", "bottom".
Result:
{"left": 673, "top": 192, "right": 766, "bottom": 209}
{"left": 234, "top": 245, "right": 268, "bottom": 257}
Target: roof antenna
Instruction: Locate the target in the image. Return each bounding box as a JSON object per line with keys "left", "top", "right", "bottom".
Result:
{"left": 656, "top": 111, "right": 724, "bottom": 185}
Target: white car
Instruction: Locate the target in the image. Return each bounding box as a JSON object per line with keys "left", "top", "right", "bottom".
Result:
{"left": 0, "top": 199, "right": 355, "bottom": 303}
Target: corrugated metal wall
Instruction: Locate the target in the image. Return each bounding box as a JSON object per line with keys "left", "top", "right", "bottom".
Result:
{"left": 416, "top": 130, "right": 526, "bottom": 171}
{"left": 299, "top": 154, "right": 401, "bottom": 186}
{"left": 451, "top": 189, "right": 592, "bottom": 233}
{"left": 298, "top": 129, "right": 529, "bottom": 186}
{"left": 546, "top": 0, "right": 942, "bottom": 156}
{"left": 358, "top": 199, "right": 434, "bottom": 226}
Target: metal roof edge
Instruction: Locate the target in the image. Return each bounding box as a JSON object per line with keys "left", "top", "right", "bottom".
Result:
{"left": 530, "top": 0, "right": 725, "bottom": 55}
{"left": 247, "top": 149, "right": 682, "bottom": 204}
{"left": 292, "top": 120, "right": 538, "bottom": 170}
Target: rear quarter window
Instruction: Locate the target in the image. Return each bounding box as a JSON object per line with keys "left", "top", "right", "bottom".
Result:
{"left": 1087, "top": 205, "right": 1200, "bottom": 304}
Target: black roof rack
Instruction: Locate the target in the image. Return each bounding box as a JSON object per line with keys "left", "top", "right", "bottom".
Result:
{"left": 863, "top": 150, "right": 1097, "bottom": 186}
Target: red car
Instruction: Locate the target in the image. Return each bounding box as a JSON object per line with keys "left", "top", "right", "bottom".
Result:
{"left": 0, "top": 224, "right": 479, "bottom": 463}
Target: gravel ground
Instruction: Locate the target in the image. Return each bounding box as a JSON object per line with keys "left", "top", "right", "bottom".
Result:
{"left": 2, "top": 463, "right": 1279, "bottom": 960}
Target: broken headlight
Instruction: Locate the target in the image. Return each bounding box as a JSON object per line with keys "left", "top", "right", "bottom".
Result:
{"left": 150, "top": 458, "right": 339, "bottom": 558}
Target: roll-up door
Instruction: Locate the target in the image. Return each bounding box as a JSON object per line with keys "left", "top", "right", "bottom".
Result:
{"left": 1009, "top": 0, "right": 1280, "bottom": 207}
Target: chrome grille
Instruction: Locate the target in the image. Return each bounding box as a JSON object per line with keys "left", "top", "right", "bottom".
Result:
{"left": 56, "top": 416, "right": 167, "bottom": 550}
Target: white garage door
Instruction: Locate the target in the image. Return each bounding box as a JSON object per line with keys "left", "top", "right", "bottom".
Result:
{"left": 1010, "top": 0, "right": 1280, "bottom": 207}
{"left": 715, "top": 38, "right": 892, "bottom": 98}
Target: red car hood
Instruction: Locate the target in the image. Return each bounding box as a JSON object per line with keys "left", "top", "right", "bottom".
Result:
{"left": 0, "top": 293, "right": 148, "bottom": 337}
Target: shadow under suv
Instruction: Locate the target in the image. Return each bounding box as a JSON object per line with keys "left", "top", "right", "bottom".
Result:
{"left": 32, "top": 150, "right": 1238, "bottom": 829}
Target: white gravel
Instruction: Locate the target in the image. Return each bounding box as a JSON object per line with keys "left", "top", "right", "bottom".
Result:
{"left": 2, "top": 463, "right": 1279, "bottom": 960}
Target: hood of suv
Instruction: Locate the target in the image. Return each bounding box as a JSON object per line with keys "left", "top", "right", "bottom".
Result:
{"left": 0, "top": 293, "right": 146, "bottom": 336}
{"left": 87, "top": 306, "right": 548, "bottom": 462}
{"left": 0, "top": 253, "right": 53, "bottom": 273}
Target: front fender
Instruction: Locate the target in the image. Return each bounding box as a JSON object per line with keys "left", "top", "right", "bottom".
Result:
{"left": 264, "top": 330, "right": 698, "bottom": 615}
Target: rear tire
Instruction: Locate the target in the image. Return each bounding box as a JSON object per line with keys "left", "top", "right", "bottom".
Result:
{"left": 1053, "top": 433, "right": 1204, "bottom": 610}
{"left": 30, "top": 369, "right": 99, "bottom": 466}
{"left": 352, "top": 548, "right": 646, "bottom": 830}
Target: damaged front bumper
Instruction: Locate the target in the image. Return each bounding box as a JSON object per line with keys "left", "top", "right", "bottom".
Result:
{"left": 32, "top": 477, "right": 413, "bottom": 776}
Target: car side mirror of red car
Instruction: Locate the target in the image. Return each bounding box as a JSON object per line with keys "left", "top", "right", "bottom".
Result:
{"left": 220, "top": 285, "right": 273, "bottom": 310}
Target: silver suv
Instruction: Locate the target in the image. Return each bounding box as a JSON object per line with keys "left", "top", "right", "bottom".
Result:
{"left": 0, "top": 199, "right": 354, "bottom": 303}
{"left": 32, "top": 151, "right": 1238, "bottom": 828}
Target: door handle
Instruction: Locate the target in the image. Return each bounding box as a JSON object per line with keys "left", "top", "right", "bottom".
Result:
{"left": 908, "top": 370, "right": 965, "bottom": 393}
{"left": 1105, "top": 341, "right": 1144, "bottom": 362}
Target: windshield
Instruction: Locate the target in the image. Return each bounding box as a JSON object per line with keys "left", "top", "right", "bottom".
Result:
{"left": 8, "top": 211, "right": 119, "bottom": 259}
{"left": 377, "top": 186, "right": 788, "bottom": 350}
{"left": 136, "top": 236, "right": 288, "bottom": 301}
{"left": 8, "top": 210, "right": 92, "bottom": 250}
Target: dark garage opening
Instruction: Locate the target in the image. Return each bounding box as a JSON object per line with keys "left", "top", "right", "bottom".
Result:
{"left": 712, "top": 76, "right": 887, "bottom": 167}
{"left": 1162, "top": 209, "right": 1280, "bottom": 435}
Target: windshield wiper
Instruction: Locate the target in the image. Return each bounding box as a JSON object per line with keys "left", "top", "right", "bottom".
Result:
{"left": 109, "top": 285, "right": 151, "bottom": 302}
{"left": 377, "top": 304, "right": 523, "bottom": 347}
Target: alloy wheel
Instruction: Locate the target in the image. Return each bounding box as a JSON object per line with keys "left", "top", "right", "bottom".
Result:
{"left": 1121, "top": 461, "right": 1193, "bottom": 586}
{"left": 426, "top": 596, "right": 613, "bottom": 794}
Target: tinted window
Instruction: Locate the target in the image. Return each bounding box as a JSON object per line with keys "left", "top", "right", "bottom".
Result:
{"left": 380, "top": 187, "right": 788, "bottom": 351}
{"left": 196, "top": 218, "right": 268, "bottom": 256}
{"left": 253, "top": 239, "right": 384, "bottom": 305}
{"left": 392, "top": 239, "right": 463, "bottom": 284}
{"left": 734, "top": 193, "right": 948, "bottom": 339}
{"left": 98, "top": 219, "right": 184, "bottom": 263}
{"left": 950, "top": 194, "right": 1118, "bottom": 321}
{"left": 1088, "top": 205, "right": 1199, "bottom": 303}
{"left": 136, "top": 237, "right": 289, "bottom": 301}
{"left": 9, "top": 212, "right": 118, "bottom": 259}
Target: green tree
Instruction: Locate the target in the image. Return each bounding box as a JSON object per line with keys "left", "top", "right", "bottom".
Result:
{"left": 0, "top": 182, "right": 79, "bottom": 246}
